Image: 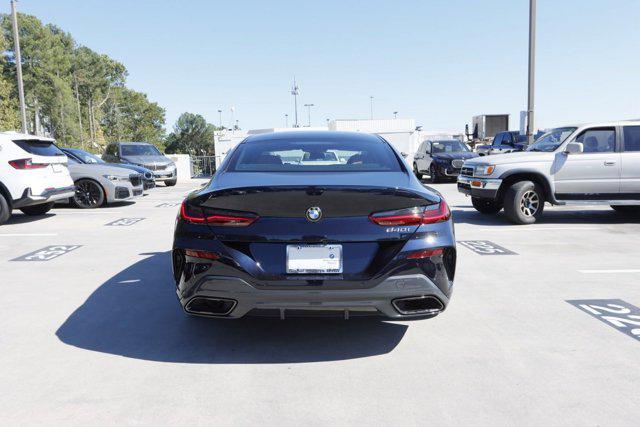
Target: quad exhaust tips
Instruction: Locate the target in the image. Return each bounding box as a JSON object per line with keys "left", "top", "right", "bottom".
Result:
{"left": 392, "top": 296, "right": 444, "bottom": 315}
{"left": 185, "top": 297, "right": 237, "bottom": 317}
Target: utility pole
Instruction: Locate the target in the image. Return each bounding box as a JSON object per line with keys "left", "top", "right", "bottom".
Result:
{"left": 217, "top": 109, "right": 223, "bottom": 128}
{"left": 369, "top": 96, "right": 374, "bottom": 119}
{"left": 291, "top": 77, "right": 300, "bottom": 127}
{"left": 10, "top": 0, "right": 27, "bottom": 133}
{"left": 304, "top": 103, "right": 314, "bottom": 127}
{"left": 526, "top": 0, "right": 537, "bottom": 145}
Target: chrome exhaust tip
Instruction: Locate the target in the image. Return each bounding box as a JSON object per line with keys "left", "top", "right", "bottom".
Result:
{"left": 185, "top": 297, "right": 237, "bottom": 317}
{"left": 392, "top": 296, "right": 444, "bottom": 315}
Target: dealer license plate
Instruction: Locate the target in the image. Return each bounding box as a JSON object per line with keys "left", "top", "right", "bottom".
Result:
{"left": 286, "top": 244, "right": 342, "bottom": 274}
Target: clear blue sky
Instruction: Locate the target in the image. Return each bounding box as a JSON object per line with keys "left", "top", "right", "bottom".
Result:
{"left": 8, "top": 0, "right": 640, "bottom": 132}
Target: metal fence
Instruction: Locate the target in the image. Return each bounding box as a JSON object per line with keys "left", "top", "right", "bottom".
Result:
{"left": 191, "top": 156, "right": 217, "bottom": 177}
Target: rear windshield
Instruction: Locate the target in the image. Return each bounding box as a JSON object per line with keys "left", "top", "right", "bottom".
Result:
{"left": 228, "top": 138, "right": 402, "bottom": 172}
{"left": 70, "top": 150, "right": 105, "bottom": 164}
{"left": 121, "top": 144, "right": 161, "bottom": 156}
{"left": 13, "top": 139, "right": 65, "bottom": 157}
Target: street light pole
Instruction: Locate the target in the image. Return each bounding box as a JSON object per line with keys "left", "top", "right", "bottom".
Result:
{"left": 393, "top": 111, "right": 398, "bottom": 119}
{"left": 291, "top": 77, "right": 300, "bottom": 128}
{"left": 217, "top": 109, "right": 222, "bottom": 129}
{"left": 10, "top": 0, "right": 27, "bottom": 133}
{"left": 230, "top": 106, "right": 235, "bottom": 131}
{"left": 285, "top": 114, "right": 289, "bottom": 127}
{"left": 304, "top": 103, "right": 314, "bottom": 127}
{"left": 369, "top": 96, "right": 374, "bottom": 119}
{"left": 526, "top": 0, "right": 537, "bottom": 145}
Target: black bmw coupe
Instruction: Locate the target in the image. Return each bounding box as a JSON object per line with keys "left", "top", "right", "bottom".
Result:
{"left": 172, "top": 131, "right": 456, "bottom": 319}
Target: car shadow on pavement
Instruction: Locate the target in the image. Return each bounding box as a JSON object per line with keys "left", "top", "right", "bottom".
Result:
{"left": 6, "top": 213, "right": 57, "bottom": 224}
{"left": 56, "top": 251, "right": 408, "bottom": 364}
{"left": 452, "top": 208, "right": 640, "bottom": 226}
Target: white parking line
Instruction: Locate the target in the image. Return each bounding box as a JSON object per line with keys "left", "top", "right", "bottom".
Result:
{"left": 579, "top": 269, "right": 640, "bottom": 274}
{"left": 0, "top": 233, "right": 58, "bottom": 237}
{"left": 473, "top": 227, "right": 602, "bottom": 232}
{"left": 53, "top": 211, "right": 124, "bottom": 215}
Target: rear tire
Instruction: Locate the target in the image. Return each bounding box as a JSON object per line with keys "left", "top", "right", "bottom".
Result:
{"left": 611, "top": 205, "right": 640, "bottom": 214}
{"left": 72, "top": 179, "right": 105, "bottom": 209}
{"left": 504, "top": 180, "right": 545, "bottom": 224}
{"left": 165, "top": 178, "right": 177, "bottom": 187}
{"left": 0, "top": 192, "right": 11, "bottom": 225}
{"left": 471, "top": 197, "right": 503, "bottom": 214}
{"left": 19, "top": 202, "right": 54, "bottom": 216}
{"left": 413, "top": 163, "right": 423, "bottom": 180}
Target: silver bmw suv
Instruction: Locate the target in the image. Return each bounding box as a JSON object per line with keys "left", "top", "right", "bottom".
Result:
{"left": 458, "top": 120, "right": 640, "bottom": 224}
{"left": 103, "top": 142, "right": 177, "bottom": 186}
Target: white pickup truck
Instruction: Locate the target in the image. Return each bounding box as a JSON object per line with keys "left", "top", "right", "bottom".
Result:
{"left": 458, "top": 121, "right": 640, "bottom": 224}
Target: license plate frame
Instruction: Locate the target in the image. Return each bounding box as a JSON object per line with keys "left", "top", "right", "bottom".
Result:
{"left": 286, "top": 244, "right": 343, "bottom": 274}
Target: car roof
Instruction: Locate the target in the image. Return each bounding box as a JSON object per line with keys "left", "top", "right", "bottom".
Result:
{"left": 555, "top": 120, "right": 640, "bottom": 129}
{"left": 242, "top": 131, "right": 384, "bottom": 144}
{"left": 62, "top": 147, "right": 84, "bottom": 153}
{"left": 115, "top": 141, "right": 152, "bottom": 145}
{"left": 0, "top": 131, "right": 55, "bottom": 142}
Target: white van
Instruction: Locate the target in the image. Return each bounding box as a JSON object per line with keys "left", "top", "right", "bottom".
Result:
{"left": 0, "top": 132, "right": 75, "bottom": 225}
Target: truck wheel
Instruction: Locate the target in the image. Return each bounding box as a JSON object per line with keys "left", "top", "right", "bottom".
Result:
{"left": 504, "top": 180, "right": 545, "bottom": 224}
{"left": 611, "top": 205, "right": 640, "bottom": 214}
{"left": 20, "top": 202, "right": 54, "bottom": 216}
{"left": 471, "top": 197, "right": 503, "bottom": 214}
{"left": 413, "top": 163, "right": 423, "bottom": 180}
{"left": 165, "top": 178, "right": 177, "bottom": 187}
{"left": 0, "top": 193, "right": 11, "bottom": 225}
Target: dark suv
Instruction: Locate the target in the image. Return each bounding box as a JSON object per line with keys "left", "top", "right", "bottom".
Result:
{"left": 475, "top": 131, "right": 528, "bottom": 156}
{"left": 103, "top": 142, "right": 177, "bottom": 186}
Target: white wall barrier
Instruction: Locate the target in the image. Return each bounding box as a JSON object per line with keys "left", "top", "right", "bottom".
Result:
{"left": 165, "top": 154, "right": 193, "bottom": 181}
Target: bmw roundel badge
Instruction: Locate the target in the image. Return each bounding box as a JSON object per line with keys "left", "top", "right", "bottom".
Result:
{"left": 306, "top": 206, "right": 322, "bottom": 222}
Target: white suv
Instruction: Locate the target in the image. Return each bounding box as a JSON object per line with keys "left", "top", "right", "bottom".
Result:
{"left": 458, "top": 121, "right": 640, "bottom": 224}
{"left": 0, "top": 132, "right": 75, "bottom": 225}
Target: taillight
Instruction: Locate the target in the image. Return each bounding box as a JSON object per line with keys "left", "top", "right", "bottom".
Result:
{"left": 9, "top": 158, "right": 49, "bottom": 169}
{"left": 180, "top": 201, "right": 258, "bottom": 227}
{"left": 422, "top": 200, "right": 451, "bottom": 224}
{"left": 369, "top": 200, "right": 451, "bottom": 226}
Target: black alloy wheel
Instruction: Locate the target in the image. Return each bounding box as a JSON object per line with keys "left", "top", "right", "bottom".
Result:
{"left": 72, "top": 179, "right": 105, "bottom": 209}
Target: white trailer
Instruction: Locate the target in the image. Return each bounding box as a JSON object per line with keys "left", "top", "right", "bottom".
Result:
{"left": 328, "top": 119, "right": 421, "bottom": 166}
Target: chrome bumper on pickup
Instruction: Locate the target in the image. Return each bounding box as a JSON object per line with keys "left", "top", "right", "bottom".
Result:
{"left": 457, "top": 176, "right": 502, "bottom": 199}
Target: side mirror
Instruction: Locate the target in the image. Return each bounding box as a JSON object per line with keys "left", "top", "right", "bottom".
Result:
{"left": 401, "top": 152, "right": 408, "bottom": 158}
{"left": 564, "top": 142, "right": 583, "bottom": 154}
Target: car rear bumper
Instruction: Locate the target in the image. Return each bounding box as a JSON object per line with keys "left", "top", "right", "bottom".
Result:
{"left": 457, "top": 176, "right": 501, "bottom": 199}
{"left": 12, "top": 185, "right": 76, "bottom": 208}
{"left": 177, "top": 273, "right": 451, "bottom": 319}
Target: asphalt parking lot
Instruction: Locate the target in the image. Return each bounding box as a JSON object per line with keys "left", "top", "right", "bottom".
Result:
{"left": 1, "top": 179, "right": 639, "bottom": 425}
